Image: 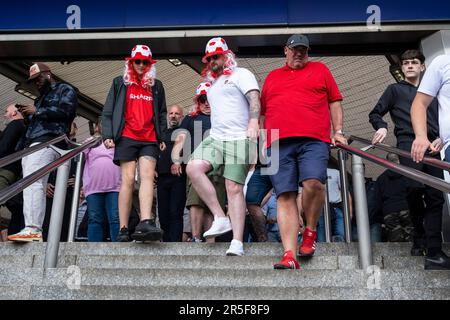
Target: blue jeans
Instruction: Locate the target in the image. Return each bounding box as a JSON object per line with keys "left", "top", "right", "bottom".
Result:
{"left": 446, "top": 146, "right": 450, "bottom": 163}
{"left": 351, "top": 222, "right": 382, "bottom": 242}
{"left": 317, "top": 207, "right": 345, "bottom": 242}
{"left": 86, "top": 192, "right": 119, "bottom": 242}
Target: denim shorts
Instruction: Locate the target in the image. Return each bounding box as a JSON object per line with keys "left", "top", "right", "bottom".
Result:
{"left": 245, "top": 165, "right": 273, "bottom": 205}
{"left": 268, "top": 138, "right": 329, "bottom": 197}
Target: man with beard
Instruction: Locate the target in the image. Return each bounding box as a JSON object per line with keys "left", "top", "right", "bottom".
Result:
{"left": 8, "top": 63, "right": 77, "bottom": 242}
{"left": 172, "top": 82, "right": 227, "bottom": 243}
{"left": 186, "top": 38, "right": 260, "bottom": 256}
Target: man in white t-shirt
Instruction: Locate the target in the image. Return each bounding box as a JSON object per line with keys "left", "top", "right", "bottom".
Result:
{"left": 411, "top": 54, "right": 450, "bottom": 270}
{"left": 186, "top": 37, "right": 260, "bottom": 256}
{"left": 412, "top": 54, "right": 450, "bottom": 162}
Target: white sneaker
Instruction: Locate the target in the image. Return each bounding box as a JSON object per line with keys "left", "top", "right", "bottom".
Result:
{"left": 203, "top": 217, "right": 232, "bottom": 238}
{"left": 8, "top": 227, "right": 43, "bottom": 242}
{"left": 226, "top": 239, "right": 244, "bottom": 256}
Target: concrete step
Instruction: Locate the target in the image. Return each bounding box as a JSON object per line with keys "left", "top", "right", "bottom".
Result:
{"left": 1, "top": 253, "right": 432, "bottom": 270}
{"left": 1, "top": 242, "right": 448, "bottom": 257}
{"left": 1, "top": 268, "right": 449, "bottom": 289}
{"left": 40, "top": 254, "right": 428, "bottom": 270}
{"left": 2, "top": 284, "right": 449, "bottom": 300}
{"left": 23, "top": 285, "right": 450, "bottom": 300}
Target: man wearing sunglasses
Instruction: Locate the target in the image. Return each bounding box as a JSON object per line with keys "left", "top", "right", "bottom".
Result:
{"left": 172, "top": 82, "right": 227, "bottom": 243}
{"left": 261, "top": 34, "right": 346, "bottom": 269}
{"left": 186, "top": 38, "right": 260, "bottom": 256}
{"left": 102, "top": 45, "right": 167, "bottom": 243}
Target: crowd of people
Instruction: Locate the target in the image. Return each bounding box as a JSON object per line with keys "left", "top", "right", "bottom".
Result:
{"left": 0, "top": 35, "right": 449, "bottom": 270}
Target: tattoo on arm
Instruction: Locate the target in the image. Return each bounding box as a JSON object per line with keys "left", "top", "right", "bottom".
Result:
{"left": 246, "top": 90, "right": 261, "bottom": 120}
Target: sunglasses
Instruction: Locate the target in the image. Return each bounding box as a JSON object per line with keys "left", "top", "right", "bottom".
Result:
{"left": 133, "top": 59, "right": 150, "bottom": 66}
{"left": 198, "top": 94, "right": 208, "bottom": 104}
{"left": 206, "top": 55, "right": 220, "bottom": 63}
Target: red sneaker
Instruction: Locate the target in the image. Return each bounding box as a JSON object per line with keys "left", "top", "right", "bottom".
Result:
{"left": 274, "top": 251, "right": 300, "bottom": 269}
{"left": 299, "top": 227, "right": 317, "bottom": 257}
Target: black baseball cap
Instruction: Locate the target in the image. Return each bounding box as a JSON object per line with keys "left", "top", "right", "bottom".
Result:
{"left": 286, "top": 34, "right": 310, "bottom": 49}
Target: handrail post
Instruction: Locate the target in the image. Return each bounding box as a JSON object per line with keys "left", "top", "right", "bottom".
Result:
{"left": 351, "top": 154, "right": 373, "bottom": 270}
{"left": 338, "top": 150, "right": 352, "bottom": 243}
{"left": 323, "top": 179, "right": 332, "bottom": 243}
{"left": 67, "top": 153, "right": 85, "bottom": 242}
{"left": 44, "top": 155, "right": 71, "bottom": 269}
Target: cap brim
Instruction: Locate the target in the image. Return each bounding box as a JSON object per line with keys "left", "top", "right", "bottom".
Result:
{"left": 287, "top": 43, "right": 310, "bottom": 49}
{"left": 26, "top": 73, "right": 40, "bottom": 83}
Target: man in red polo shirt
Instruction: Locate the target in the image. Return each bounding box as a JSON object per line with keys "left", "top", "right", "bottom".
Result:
{"left": 261, "top": 34, "right": 347, "bottom": 269}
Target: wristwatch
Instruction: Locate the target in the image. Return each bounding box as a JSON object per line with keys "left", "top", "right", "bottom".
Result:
{"left": 335, "top": 129, "right": 345, "bottom": 136}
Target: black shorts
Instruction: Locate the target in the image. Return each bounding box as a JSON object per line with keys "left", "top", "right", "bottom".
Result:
{"left": 113, "top": 137, "right": 159, "bottom": 166}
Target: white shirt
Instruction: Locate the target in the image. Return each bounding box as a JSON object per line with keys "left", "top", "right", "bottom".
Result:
{"left": 207, "top": 67, "right": 260, "bottom": 141}
{"left": 326, "top": 168, "right": 342, "bottom": 204}
{"left": 418, "top": 54, "right": 450, "bottom": 145}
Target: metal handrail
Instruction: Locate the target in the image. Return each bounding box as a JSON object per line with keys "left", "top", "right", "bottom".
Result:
{"left": 349, "top": 135, "right": 450, "bottom": 172}
{"left": 0, "top": 134, "right": 67, "bottom": 169}
{"left": 336, "top": 142, "right": 450, "bottom": 194}
{"left": 0, "top": 136, "right": 101, "bottom": 205}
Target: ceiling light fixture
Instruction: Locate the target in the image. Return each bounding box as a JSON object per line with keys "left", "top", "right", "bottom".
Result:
{"left": 168, "top": 58, "right": 183, "bottom": 67}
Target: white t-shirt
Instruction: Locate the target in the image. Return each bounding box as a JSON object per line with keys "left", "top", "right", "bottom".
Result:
{"left": 418, "top": 54, "right": 450, "bottom": 145}
{"left": 207, "top": 67, "right": 260, "bottom": 140}
{"left": 326, "top": 168, "right": 342, "bottom": 204}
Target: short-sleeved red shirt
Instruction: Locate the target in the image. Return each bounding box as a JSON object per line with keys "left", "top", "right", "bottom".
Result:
{"left": 261, "top": 61, "right": 343, "bottom": 147}
{"left": 122, "top": 84, "right": 157, "bottom": 142}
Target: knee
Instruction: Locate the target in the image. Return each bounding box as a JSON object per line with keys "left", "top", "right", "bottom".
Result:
{"left": 186, "top": 161, "right": 205, "bottom": 179}
{"left": 88, "top": 211, "right": 103, "bottom": 225}
{"left": 225, "top": 181, "right": 243, "bottom": 197}
{"left": 121, "top": 172, "right": 135, "bottom": 187}
{"left": 302, "top": 180, "right": 325, "bottom": 195}
{"left": 139, "top": 171, "right": 154, "bottom": 182}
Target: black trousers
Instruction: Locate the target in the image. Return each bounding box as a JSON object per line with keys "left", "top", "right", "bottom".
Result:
{"left": 398, "top": 140, "right": 444, "bottom": 250}
{"left": 157, "top": 173, "right": 187, "bottom": 242}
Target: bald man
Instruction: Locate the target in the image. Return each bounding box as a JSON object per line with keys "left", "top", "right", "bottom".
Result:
{"left": 156, "top": 105, "right": 186, "bottom": 241}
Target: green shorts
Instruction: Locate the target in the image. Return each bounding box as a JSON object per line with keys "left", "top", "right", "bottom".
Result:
{"left": 185, "top": 175, "right": 227, "bottom": 212}
{"left": 191, "top": 136, "right": 255, "bottom": 185}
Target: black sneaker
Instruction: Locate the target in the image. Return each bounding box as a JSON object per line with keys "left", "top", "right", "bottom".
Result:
{"left": 131, "top": 219, "right": 163, "bottom": 242}
{"left": 117, "top": 227, "right": 131, "bottom": 242}
{"left": 425, "top": 250, "right": 450, "bottom": 270}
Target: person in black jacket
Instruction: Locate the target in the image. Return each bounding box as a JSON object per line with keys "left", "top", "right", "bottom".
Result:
{"left": 156, "top": 105, "right": 185, "bottom": 242}
{"left": 102, "top": 45, "right": 166, "bottom": 242}
{"left": 0, "top": 105, "right": 27, "bottom": 236}
{"left": 368, "top": 50, "right": 448, "bottom": 270}
{"left": 0, "top": 105, "right": 26, "bottom": 190}
{"left": 8, "top": 63, "right": 77, "bottom": 243}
